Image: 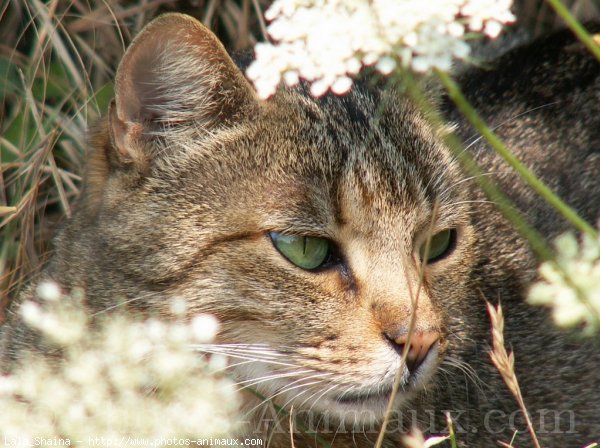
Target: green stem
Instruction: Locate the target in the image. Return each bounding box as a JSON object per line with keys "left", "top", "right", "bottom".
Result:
{"left": 400, "top": 71, "right": 554, "bottom": 261}
{"left": 447, "top": 412, "right": 459, "bottom": 448}
{"left": 545, "top": 0, "right": 600, "bottom": 62}
{"left": 423, "top": 70, "right": 599, "bottom": 324}
{"left": 435, "top": 69, "right": 598, "bottom": 239}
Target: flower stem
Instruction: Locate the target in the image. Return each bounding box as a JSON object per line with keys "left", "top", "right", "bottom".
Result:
{"left": 435, "top": 69, "right": 598, "bottom": 239}
{"left": 400, "top": 70, "right": 554, "bottom": 261}
{"left": 545, "top": 0, "right": 600, "bottom": 62}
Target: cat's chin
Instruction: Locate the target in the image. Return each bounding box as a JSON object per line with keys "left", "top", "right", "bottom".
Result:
{"left": 322, "top": 384, "right": 401, "bottom": 424}
{"left": 257, "top": 344, "right": 441, "bottom": 427}
{"left": 321, "top": 364, "right": 437, "bottom": 425}
{"left": 301, "top": 382, "right": 416, "bottom": 427}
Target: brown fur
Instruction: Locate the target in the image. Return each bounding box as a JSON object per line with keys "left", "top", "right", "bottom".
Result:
{"left": 1, "top": 14, "right": 599, "bottom": 447}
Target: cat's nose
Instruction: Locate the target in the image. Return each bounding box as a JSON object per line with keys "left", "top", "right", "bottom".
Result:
{"left": 384, "top": 330, "right": 440, "bottom": 373}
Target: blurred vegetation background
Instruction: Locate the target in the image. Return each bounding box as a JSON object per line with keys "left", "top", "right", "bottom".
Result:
{"left": 0, "top": 0, "right": 598, "bottom": 320}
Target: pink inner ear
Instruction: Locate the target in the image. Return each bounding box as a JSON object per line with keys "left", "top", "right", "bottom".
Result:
{"left": 108, "top": 13, "right": 259, "bottom": 169}
{"left": 113, "top": 13, "right": 257, "bottom": 130}
{"left": 114, "top": 40, "right": 164, "bottom": 123}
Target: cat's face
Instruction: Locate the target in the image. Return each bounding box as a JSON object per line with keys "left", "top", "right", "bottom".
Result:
{"left": 81, "top": 14, "right": 478, "bottom": 425}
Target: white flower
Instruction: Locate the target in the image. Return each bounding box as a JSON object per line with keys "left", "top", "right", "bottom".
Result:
{"left": 247, "top": 0, "right": 515, "bottom": 98}
{"left": 528, "top": 229, "right": 600, "bottom": 334}
{"left": 191, "top": 313, "right": 220, "bottom": 343}
{"left": 169, "top": 297, "right": 188, "bottom": 316}
{"left": 0, "top": 377, "right": 16, "bottom": 394}
{"left": 21, "top": 301, "right": 43, "bottom": 326}
{"left": 462, "top": 0, "right": 515, "bottom": 37}
{"left": 20, "top": 299, "right": 87, "bottom": 346}
{"left": 36, "top": 280, "right": 62, "bottom": 301}
{"left": 0, "top": 293, "right": 237, "bottom": 439}
{"left": 403, "top": 428, "right": 449, "bottom": 448}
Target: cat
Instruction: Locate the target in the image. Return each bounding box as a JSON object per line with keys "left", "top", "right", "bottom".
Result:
{"left": 1, "top": 13, "right": 599, "bottom": 447}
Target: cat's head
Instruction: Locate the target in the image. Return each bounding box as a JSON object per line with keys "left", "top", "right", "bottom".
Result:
{"left": 73, "top": 14, "right": 479, "bottom": 425}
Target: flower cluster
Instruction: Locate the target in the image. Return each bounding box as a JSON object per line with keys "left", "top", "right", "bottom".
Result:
{"left": 247, "top": 0, "right": 515, "bottom": 98}
{"left": 528, "top": 230, "right": 600, "bottom": 335}
{"left": 0, "top": 283, "right": 239, "bottom": 443}
{"left": 403, "top": 431, "right": 449, "bottom": 448}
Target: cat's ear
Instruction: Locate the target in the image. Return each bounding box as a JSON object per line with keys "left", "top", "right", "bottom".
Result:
{"left": 108, "top": 13, "right": 258, "bottom": 167}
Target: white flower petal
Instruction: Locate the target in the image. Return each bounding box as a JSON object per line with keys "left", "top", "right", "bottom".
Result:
{"left": 247, "top": 0, "right": 515, "bottom": 97}
{"left": 36, "top": 281, "right": 62, "bottom": 301}
{"left": 191, "top": 314, "right": 220, "bottom": 343}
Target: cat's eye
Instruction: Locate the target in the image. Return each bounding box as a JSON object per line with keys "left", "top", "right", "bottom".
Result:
{"left": 269, "top": 232, "right": 332, "bottom": 271}
{"left": 419, "top": 229, "right": 456, "bottom": 263}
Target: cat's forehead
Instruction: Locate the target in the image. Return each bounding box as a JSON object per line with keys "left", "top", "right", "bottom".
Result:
{"left": 161, "top": 83, "right": 466, "bottom": 233}
{"left": 263, "top": 85, "right": 462, "bottom": 209}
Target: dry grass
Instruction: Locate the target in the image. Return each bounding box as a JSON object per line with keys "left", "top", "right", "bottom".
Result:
{"left": 487, "top": 303, "right": 542, "bottom": 448}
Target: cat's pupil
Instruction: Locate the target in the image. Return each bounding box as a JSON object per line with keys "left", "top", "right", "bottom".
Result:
{"left": 420, "top": 229, "right": 456, "bottom": 263}
{"left": 269, "top": 232, "right": 331, "bottom": 271}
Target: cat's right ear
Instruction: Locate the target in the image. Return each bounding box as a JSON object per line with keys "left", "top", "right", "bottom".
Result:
{"left": 108, "top": 13, "right": 259, "bottom": 169}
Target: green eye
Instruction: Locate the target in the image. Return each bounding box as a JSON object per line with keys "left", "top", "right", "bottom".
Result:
{"left": 420, "top": 229, "right": 455, "bottom": 263}
{"left": 270, "top": 232, "right": 331, "bottom": 270}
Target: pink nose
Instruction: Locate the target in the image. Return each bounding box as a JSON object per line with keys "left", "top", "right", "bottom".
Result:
{"left": 385, "top": 330, "right": 440, "bottom": 372}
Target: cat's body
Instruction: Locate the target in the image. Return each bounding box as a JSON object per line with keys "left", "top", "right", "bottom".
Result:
{"left": 1, "top": 14, "right": 599, "bottom": 447}
{"left": 439, "top": 27, "right": 600, "bottom": 445}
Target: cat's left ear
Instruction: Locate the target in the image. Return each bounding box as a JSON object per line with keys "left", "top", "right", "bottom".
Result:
{"left": 108, "top": 13, "right": 258, "bottom": 167}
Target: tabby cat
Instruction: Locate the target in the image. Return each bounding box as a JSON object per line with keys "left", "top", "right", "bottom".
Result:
{"left": 1, "top": 13, "right": 599, "bottom": 447}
